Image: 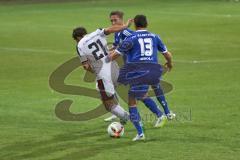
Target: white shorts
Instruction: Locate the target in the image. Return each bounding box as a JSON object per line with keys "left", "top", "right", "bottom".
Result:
{"left": 95, "top": 61, "right": 119, "bottom": 100}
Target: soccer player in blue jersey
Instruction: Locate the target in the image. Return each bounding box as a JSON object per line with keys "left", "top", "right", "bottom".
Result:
{"left": 105, "top": 11, "right": 175, "bottom": 123}
{"left": 108, "top": 14, "right": 174, "bottom": 141}
{"left": 104, "top": 11, "right": 170, "bottom": 128}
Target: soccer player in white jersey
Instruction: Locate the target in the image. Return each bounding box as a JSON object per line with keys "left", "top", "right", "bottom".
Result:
{"left": 72, "top": 21, "right": 132, "bottom": 124}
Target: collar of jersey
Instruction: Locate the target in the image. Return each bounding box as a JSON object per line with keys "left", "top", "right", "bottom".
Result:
{"left": 136, "top": 30, "right": 147, "bottom": 32}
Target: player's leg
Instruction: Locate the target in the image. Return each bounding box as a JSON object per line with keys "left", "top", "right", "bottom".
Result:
{"left": 141, "top": 94, "right": 163, "bottom": 118}
{"left": 128, "top": 85, "right": 146, "bottom": 141}
{"left": 141, "top": 95, "right": 167, "bottom": 128}
{"left": 152, "top": 84, "right": 176, "bottom": 120}
{"left": 104, "top": 94, "right": 118, "bottom": 122}
{"left": 103, "top": 61, "right": 121, "bottom": 122}
{"left": 97, "top": 79, "right": 128, "bottom": 123}
{"left": 128, "top": 97, "right": 145, "bottom": 141}
{"left": 133, "top": 84, "right": 166, "bottom": 127}
{"left": 103, "top": 98, "right": 128, "bottom": 124}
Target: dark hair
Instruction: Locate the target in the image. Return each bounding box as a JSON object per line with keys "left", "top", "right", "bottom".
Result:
{"left": 109, "top": 10, "right": 124, "bottom": 19}
{"left": 72, "top": 27, "right": 87, "bottom": 40}
{"left": 134, "top": 15, "right": 148, "bottom": 28}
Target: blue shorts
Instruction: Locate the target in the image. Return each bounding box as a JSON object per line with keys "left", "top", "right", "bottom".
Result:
{"left": 128, "top": 84, "right": 149, "bottom": 99}
{"left": 118, "top": 63, "right": 162, "bottom": 86}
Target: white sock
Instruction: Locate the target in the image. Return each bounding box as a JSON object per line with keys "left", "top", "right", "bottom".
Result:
{"left": 111, "top": 104, "right": 129, "bottom": 120}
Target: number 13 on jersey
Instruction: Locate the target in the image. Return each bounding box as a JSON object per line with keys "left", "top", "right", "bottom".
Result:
{"left": 138, "top": 38, "right": 153, "bottom": 56}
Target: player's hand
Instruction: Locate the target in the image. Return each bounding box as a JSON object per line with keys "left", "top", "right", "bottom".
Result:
{"left": 125, "top": 19, "right": 133, "bottom": 27}
{"left": 164, "top": 62, "right": 173, "bottom": 72}
{"left": 82, "top": 61, "right": 94, "bottom": 73}
{"left": 106, "top": 51, "right": 121, "bottom": 62}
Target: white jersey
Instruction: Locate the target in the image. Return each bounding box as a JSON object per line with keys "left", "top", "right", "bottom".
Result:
{"left": 77, "top": 29, "right": 108, "bottom": 63}
{"left": 76, "top": 29, "right": 119, "bottom": 96}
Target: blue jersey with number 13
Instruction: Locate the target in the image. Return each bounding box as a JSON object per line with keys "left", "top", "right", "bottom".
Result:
{"left": 116, "top": 30, "right": 167, "bottom": 64}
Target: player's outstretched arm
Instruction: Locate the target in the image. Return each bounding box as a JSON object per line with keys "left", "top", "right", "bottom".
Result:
{"left": 163, "top": 51, "right": 173, "bottom": 71}
{"left": 104, "top": 19, "right": 133, "bottom": 35}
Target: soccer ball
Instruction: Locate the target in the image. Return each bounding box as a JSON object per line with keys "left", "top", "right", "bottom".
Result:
{"left": 107, "top": 122, "right": 124, "bottom": 138}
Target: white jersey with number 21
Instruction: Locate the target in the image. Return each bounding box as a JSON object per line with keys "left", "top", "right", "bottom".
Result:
{"left": 76, "top": 29, "right": 119, "bottom": 95}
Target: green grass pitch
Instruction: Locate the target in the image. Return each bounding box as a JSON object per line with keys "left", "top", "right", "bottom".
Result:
{"left": 0, "top": 0, "right": 239, "bottom": 159}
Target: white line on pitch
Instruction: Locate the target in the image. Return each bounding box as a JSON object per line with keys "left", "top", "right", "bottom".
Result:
{"left": 0, "top": 47, "right": 69, "bottom": 54}
{"left": 1, "top": 46, "right": 240, "bottom": 64}
{"left": 155, "top": 11, "right": 240, "bottom": 18}
{"left": 174, "top": 59, "right": 240, "bottom": 63}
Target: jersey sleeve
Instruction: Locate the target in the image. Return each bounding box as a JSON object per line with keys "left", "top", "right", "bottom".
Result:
{"left": 115, "top": 37, "right": 134, "bottom": 55}
{"left": 76, "top": 45, "right": 88, "bottom": 63}
{"left": 156, "top": 35, "right": 168, "bottom": 54}
{"left": 122, "top": 29, "right": 132, "bottom": 38}
{"left": 96, "top": 28, "right": 107, "bottom": 37}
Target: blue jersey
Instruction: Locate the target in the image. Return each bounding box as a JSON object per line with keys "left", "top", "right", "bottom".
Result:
{"left": 113, "top": 28, "right": 133, "bottom": 63}
{"left": 116, "top": 30, "right": 167, "bottom": 64}
{"left": 113, "top": 28, "right": 134, "bottom": 47}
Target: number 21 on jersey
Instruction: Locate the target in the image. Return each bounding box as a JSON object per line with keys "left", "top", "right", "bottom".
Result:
{"left": 88, "top": 39, "right": 108, "bottom": 60}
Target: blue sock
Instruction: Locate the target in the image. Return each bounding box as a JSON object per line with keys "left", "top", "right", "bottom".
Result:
{"left": 153, "top": 84, "right": 170, "bottom": 115}
{"left": 129, "top": 107, "right": 143, "bottom": 135}
{"left": 142, "top": 97, "right": 163, "bottom": 117}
